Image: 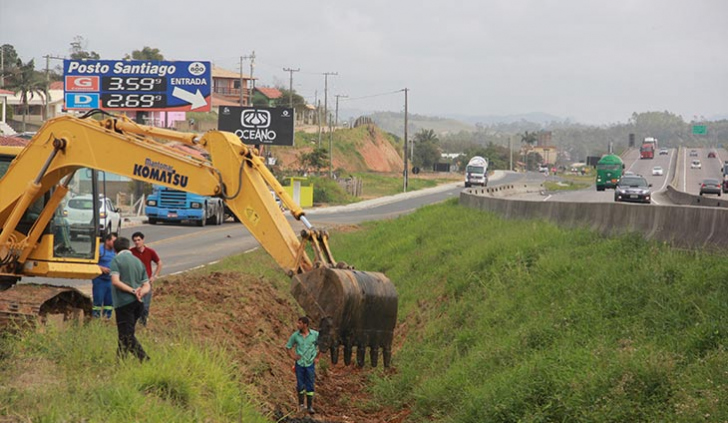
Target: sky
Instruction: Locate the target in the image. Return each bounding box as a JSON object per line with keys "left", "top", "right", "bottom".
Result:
{"left": 2, "top": 0, "right": 727, "bottom": 125}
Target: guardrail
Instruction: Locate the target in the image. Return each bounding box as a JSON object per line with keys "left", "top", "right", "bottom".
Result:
{"left": 460, "top": 188, "right": 728, "bottom": 250}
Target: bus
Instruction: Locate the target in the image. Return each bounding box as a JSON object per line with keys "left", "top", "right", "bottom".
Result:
{"left": 595, "top": 154, "right": 624, "bottom": 191}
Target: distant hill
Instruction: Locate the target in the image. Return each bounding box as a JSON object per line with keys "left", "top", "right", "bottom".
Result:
{"left": 446, "top": 112, "right": 567, "bottom": 126}
{"left": 352, "top": 111, "right": 568, "bottom": 138}
{"left": 364, "top": 111, "right": 475, "bottom": 137}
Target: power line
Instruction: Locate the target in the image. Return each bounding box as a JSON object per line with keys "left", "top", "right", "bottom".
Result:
{"left": 340, "top": 89, "right": 404, "bottom": 102}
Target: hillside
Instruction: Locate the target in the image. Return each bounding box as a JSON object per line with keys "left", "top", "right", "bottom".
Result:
{"left": 367, "top": 111, "right": 475, "bottom": 137}
{"left": 270, "top": 124, "right": 404, "bottom": 174}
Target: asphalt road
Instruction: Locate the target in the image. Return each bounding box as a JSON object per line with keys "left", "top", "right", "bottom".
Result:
{"left": 520, "top": 148, "right": 677, "bottom": 205}
{"left": 674, "top": 147, "right": 725, "bottom": 195}
{"left": 31, "top": 174, "right": 530, "bottom": 289}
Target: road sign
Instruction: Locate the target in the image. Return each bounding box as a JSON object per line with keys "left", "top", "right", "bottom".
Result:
{"left": 693, "top": 125, "right": 707, "bottom": 135}
{"left": 63, "top": 60, "right": 211, "bottom": 111}
{"left": 218, "top": 106, "right": 295, "bottom": 146}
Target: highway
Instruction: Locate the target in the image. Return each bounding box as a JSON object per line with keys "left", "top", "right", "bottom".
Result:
{"left": 673, "top": 147, "right": 725, "bottom": 196}
{"left": 520, "top": 147, "right": 677, "bottom": 204}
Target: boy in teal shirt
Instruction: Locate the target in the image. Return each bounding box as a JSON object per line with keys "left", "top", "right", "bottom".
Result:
{"left": 286, "top": 316, "right": 321, "bottom": 414}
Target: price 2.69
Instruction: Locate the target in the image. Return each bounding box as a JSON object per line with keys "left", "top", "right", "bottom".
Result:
{"left": 102, "top": 94, "right": 166, "bottom": 109}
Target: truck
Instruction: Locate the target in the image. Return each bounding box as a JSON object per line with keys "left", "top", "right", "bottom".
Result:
{"left": 464, "top": 156, "right": 488, "bottom": 187}
{"left": 145, "top": 185, "right": 225, "bottom": 226}
{"left": 643, "top": 137, "right": 658, "bottom": 149}
{"left": 640, "top": 142, "right": 655, "bottom": 159}
{"left": 0, "top": 113, "right": 397, "bottom": 367}
{"left": 595, "top": 154, "right": 625, "bottom": 191}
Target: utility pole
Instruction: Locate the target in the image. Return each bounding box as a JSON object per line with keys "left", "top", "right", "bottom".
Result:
{"left": 509, "top": 135, "right": 513, "bottom": 171}
{"left": 329, "top": 112, "right": 334, "bottom": 178}
{"left": 322, "top": 72, "right": 337, "bottom": 130}
{"left": 1, "top": 45, "right": 4, "bottom": 88}
{"left": 239, "top": 54, "right": 254, "bottom": 106}
{"left": 334, "top": 94, "right": 347, "bottom": 128}
{"left": 43, "top": 54, "right": 64, "bottom": 121}
{"left": 317, "top": 99, "right": 322, "bottom": 148}
{"left": 403, "top": 88, "right": 409, "bottom": 192}
{"left": 249, "top": 51, "right": 256, "bottom": 106}
{"left": 283, "top": 67, "right": 300, "bottom": 107}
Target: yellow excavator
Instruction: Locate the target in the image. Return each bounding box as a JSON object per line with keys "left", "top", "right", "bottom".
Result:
{"left": 0, "top": 111, "right": 397, "bottom": 367}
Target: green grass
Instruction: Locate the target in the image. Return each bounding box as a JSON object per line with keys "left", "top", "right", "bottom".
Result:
{"left": 0, "top": 321, "right": 266, "bottom": 422}
{"left": 327, "top": 199, "right": 728, "bottom": 422}
{"left": 353, "top": 172, "right": 454, "bottom": 198}
{"left": 543, "top": 180, "right": 591, "bottom": 191}
{"left": 8, "top": 198, "right": 728, "bottom": 421}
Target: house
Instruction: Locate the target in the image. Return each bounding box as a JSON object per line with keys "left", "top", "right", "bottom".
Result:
{"left": 211, "top": 66, "right": 254, "bottom": 112}
{"left": 255, "top": 86, "right": 283, "bottom": 107}
{"left": 0, "top": 89, "right": 14, "bottom": 134}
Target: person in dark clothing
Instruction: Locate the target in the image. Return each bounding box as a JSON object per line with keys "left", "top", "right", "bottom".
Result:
{"left": 110, "top": 237, "right": 150, "bottom": 362}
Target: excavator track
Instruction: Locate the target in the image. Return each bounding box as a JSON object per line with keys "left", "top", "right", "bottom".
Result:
{"left": 0, "top": 284, "right": 92, "bottom": 330}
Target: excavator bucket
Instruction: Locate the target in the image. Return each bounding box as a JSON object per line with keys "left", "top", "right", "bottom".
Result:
{"left": 291, "top": 267, "right": 398, "bottom": 367}
{"left": 0, "top": 284, "right": 92, "bottom": 330}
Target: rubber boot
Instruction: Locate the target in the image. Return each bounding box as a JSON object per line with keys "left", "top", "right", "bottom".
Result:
{"left": 307, "top": 395, "right": 315, "bottom": 414}
{"left": 298, "top": 392, "right": 305, "bottom": 411}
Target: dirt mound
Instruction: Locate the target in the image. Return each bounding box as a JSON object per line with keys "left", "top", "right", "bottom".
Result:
{"left": 152, "top": 267, "right": 407, "bottom": 422}
{"left": 273, "top": 125, "right": 403, "bottom": 174}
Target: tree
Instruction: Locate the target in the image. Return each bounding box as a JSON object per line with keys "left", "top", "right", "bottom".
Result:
{"left": 124, "top": 47, "right": 164, "bottom": 61}
{"left": 69, "top": 36, "right": 100, "bottom": 60}
{"left": 0, "top": 44, "right": 19, "bottom": 87}
{"left": 276, "top": 87, "right": 306, "bottom": 108}
{"left": 521, "top": 130, "right": 538, "bottom": 146}
{"left": 6, "top": 59, "right": 46, "bottom": 132}
{"left": 412, "top": 129, "right": 442, "bottom": 169}
{"left": 298, "top": 148, "right": 328, "bottom": 175}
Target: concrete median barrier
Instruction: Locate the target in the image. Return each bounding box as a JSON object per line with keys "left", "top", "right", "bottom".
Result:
{"left": 460, "top": 190, "right": 728, "bottom": 250}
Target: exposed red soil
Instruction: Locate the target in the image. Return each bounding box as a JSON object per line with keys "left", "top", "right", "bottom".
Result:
{"left": 273, "top": 125, "right": 403, "bottom": 174}
{"left": 151, "top": 261, "right": 409, "bottom": 423}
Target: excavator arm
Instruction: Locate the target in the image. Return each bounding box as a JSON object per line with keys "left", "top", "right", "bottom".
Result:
{"left": 0, "top": 113, "right": 397, "bottom": 367}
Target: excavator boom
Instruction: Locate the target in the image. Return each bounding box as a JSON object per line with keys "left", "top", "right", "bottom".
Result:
{"left": 0, "top": 113, "right": 397, "bottom": 367}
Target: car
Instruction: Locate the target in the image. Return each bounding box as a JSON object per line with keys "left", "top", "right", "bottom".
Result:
{"left": 623, "top": 171, "right": 635, "bottom": 176}
{"left": 690, "top": 150, "right": 698, "bottom": 157}
{"left": 708, "top": 151, "right": 717, "bottom": 158}
{"left": 63, "top": 194, "right": 122, "bottom": 238}
{"left": 652, "top": 166, "right": 664, "bottom": 176}
{"left": 690, "top": 159, "right": 702, "bottom": 169}
{"left": 659, "top": 148, "right": 669, "bottom": 155}
{"left": 700, "top": 178, "right": 722, "bottom": 196}
{"left": 614, "top": 175, "right": 652, "bottom": 204}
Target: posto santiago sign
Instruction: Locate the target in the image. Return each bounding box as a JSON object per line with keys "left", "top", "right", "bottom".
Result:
{"left": 218, "top": 106, "right": 294, "bottom": 146}
{"left": 63, "top": 59, "right": 211, "bottom": 111}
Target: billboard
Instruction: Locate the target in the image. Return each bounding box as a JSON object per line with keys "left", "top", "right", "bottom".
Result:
{"left": 218, "top": 106, "right": 295, "bottom": 146}
{"left": 63, "top": 60, "right": 211, "bottom": 111}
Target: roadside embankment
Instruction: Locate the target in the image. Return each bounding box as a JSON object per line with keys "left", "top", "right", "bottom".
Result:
{"left": 460, "top": 188, "right": 728, "bottom": 250}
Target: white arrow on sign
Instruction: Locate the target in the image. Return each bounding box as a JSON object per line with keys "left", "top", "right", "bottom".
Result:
{"left": 172, "top": 86, "right": 207, "bottom": 109}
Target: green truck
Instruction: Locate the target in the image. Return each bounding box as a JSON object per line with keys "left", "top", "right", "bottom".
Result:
{"left": 595, "top": 154, "right": 625, "bottom": 191}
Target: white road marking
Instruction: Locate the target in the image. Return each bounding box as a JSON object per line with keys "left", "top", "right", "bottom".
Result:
{"left": 542, "top": 195, "right": 552, "bottom": 202}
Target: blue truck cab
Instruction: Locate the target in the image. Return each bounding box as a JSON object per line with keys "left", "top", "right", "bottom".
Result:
{"left": 145, "top": 185, "right": 225, "bottom": 226}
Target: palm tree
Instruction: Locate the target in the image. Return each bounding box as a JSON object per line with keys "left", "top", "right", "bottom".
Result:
{"left": 7, "top": 59, "right": 46, "bottom": 132}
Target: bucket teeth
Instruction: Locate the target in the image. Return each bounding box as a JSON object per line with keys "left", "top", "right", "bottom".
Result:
{"left": 291, "top": 267, "right": 398, "bottom": 367}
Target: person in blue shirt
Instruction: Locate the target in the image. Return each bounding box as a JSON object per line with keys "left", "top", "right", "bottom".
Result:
{"left": 91, "top": 233, "right": 116, "bottom": 318}
{"left": 286, "top": 316, "right": 321, "bottom": 415}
